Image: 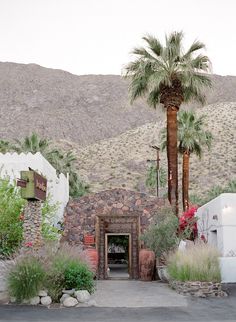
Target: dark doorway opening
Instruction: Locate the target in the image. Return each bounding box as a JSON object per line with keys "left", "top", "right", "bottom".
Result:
{"left": 106, "top": 234, "right": 130, "bottom": 279}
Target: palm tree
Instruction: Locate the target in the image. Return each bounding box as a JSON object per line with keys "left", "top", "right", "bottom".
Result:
{"left": 124, "top": 31, "right": 212, "bottom": 214}
{"left": 14, "top": 132, "right": 50, "bottom": 154}
{"left": 178, "top": 111, "right": 212, "bottom": 210}
{"left": 0, "top": 140, "right": 12, "bottom": 153}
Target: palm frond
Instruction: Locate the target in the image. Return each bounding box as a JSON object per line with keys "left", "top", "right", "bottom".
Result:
{"left": 142, "top": 34, "right": 163, "bottom": 56}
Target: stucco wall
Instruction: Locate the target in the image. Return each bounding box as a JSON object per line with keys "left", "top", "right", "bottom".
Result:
{"left": 0, "top": 152, "right": 69, "bottom": 222}
{"left": 197, "top": 193, "right": 236, "bottom": 282}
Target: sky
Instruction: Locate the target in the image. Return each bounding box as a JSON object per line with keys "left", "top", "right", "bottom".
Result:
{"left": 0, "top": 0, "right": 236, "bottom": 76}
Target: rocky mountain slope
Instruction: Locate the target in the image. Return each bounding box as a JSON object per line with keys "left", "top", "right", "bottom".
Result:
{"left": 0, "top": 62, "right": 236, "bottom": 145}
{"left": 0, "top": 62, "right": 235, "bottom": 197}
{"left": 73, "top": 102, "right": 236, "bottom": 197}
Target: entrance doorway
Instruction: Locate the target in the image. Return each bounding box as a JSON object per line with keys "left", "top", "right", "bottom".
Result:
{"left": 105, "top": 233, "right": 131, "bottom": 279}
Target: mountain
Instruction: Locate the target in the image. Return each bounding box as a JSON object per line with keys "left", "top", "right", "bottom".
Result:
{"left": 0, "top": 62, "right": 235, "bottom": 198}
{"left": 0, "top": 62, "right": 236, "bottom": 146}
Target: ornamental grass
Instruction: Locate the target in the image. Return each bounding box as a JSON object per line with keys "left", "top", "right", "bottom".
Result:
{"left": 167, "top": 242, "right": 221, "bottom": 283}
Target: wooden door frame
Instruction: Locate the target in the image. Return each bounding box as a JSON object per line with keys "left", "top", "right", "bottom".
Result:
{"left": 105, "top": 233, "right": 131, "bottom": 278}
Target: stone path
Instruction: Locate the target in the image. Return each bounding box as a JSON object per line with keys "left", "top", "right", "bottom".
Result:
{"left": 91, "top": 280, "right": 187, "bottom": 307}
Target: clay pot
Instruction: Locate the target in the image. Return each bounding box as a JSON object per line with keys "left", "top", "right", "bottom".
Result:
{"left": 139, "top": 249, "right": 155, "bottom": 281}
{"left": 84, "top": 247, "right": 98, "bottom": 273}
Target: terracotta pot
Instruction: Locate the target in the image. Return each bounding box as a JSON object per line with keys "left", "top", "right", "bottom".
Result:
{"left": 139, "top": 249, "right": 155, "bottom": 281}
{"left": 84, "top": 247, "right": 98, "bottom": 273}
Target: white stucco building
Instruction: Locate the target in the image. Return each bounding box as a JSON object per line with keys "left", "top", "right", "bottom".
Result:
{"left": 0, "top": 152, "right": 69, "bottom": 223}
{"left": 197, "top": 193, "right": 236, "bottom": 283}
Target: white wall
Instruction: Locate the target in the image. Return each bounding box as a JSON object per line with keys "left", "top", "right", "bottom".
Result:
{"left": 0, "top": 152, "right": 69, "bottom": 223}
{"left": 197, "top": 193, "right": 236, "bottom": 282}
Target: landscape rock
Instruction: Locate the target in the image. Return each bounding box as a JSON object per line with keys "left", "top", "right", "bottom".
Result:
{"left": 30, "top": 296, "right": 40, "bottom": 305}
{"left": 40, "top": 296, "right": 52, "bottom": 306}
{"left": 38, "top": 290, "right": 48, "bottom": 297}
{"left": 62, "top": 289, "right": 75, "bottom": 295}
{"left": 63, "top": 296, "right": 78, "bottom": 307}
{"left": 75, "top": 290, "right": 90, "bottom": 303}
{"left": 60, "top": 293, "right": 70, "bottom": 303}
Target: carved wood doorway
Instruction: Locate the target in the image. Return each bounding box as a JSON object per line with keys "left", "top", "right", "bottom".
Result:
{"left": 97, "top": 214, "right": 140, "bottom": 279}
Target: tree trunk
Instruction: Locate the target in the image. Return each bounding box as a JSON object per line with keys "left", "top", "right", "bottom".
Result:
{"left": 182, "top": 151, "right": 190, "bottom": 211}
{"left": 166, "top": 106, "right": 179, "bottom": 215}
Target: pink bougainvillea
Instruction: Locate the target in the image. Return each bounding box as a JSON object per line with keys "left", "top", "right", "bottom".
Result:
{"left": 24, "top": 242, "right": 33, "bottom": 248}
{"left": 179, "top": 207, "right": 198, "bottom": 239}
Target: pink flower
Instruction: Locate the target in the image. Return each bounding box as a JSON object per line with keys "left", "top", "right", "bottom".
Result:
{"left": 25, "top": 242, "right": 33, "bottom": 247}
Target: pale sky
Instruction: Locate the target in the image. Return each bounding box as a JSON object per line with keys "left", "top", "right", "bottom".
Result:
{"left": 0, "top": 0, "right": 236, "bottom": 76}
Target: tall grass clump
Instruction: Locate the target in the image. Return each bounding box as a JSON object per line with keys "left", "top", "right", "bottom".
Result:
{"left": 167, "top": 242, "right": 221, "bottom": 282}
{"left": 44, "top": 244, "right": 94, "bottom": 302}
{"left": 8, "top": 256, "right": 45, "bottom": 301}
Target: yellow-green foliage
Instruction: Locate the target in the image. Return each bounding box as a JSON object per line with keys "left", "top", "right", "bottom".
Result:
{"left": 167, "top": 242, "right": 221, "bottom": 282}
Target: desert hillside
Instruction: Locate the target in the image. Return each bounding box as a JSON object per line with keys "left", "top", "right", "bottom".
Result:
{"left": 0, "top": 62, "right": 235, "bottom": 197}
{"left": 0, "top": 62, "right": 236, "bottom": 146}
{"left": 72, "top": 102, "right": 236, "bottom": 197}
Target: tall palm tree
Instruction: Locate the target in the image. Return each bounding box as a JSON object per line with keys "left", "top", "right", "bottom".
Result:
{"left": 178, "top": 110, "right": 212, "bottom": 210}
{"left": 124, "top": 31, "right": 212, "bottom": 214}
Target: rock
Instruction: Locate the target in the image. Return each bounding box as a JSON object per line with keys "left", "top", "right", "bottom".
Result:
{"left": 22, "top": 299, "right": 30, "bottom": 304}
{"left": 10, "top": 297, "right": 16, "bottom": 303}
{"left": 60, "top": 293, "right": 70, "bottom": 303}
{"left": 38, "top": 290, "right": 48, "bottom": 297}
{"left": 40, "top": 296, "right": 52, "bottom": 306}
{"left": 63, "top": 296, "right": 78, "bottom": 307}
{"left": 30, "top": 296, "right": 40, "bottom": 305}
{"left": 62, "top": 289, "right": 75, "bottom": 295}
{"left": 75, "top": 290, "right": 90, "bottom": 303}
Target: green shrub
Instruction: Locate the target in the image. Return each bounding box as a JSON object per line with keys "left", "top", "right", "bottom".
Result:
{"left": 8, "top": 256, "right": 45, "bottom": 301}
{"left": 167, "top": 242, "right": 221, "bottom": 282}
{"left": 41, "top": 196, "right": 61, "bottom": 241}
{"left": 64, "top": 260, "right": 94, "bottom": 293}
{"left": 141, "top": 206, "right": 179, "bottom": 262}
{"left": 0, "top": 177, "right": 25, "bottom": 258}
{"left": 44, "top": 244, "right": 94, "bottom": 301}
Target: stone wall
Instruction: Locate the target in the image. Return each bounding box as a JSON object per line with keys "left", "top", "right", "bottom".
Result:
{"left": 22, "top": 200, "right": 43, "bottom": 251}
{"left": 170, "top": 280, "right": 227, "bottom": 297}
{"left": 62, "top": 188, "right": 168, "bottom": 246}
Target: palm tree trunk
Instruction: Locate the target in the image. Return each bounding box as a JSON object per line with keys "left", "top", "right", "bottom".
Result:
{"left": 182, "top": 151, "right": 190, "bottom": 211}
{"left": 166, "top": 106, "right": 179, "bottom": 215}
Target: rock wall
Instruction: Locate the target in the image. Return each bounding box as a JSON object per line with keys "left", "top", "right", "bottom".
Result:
{"left": 62, "top": 188, "right": 169, "bottom": 246}
{"left": 22, "top": 200, "right": 43, "bottom": 251}
{"left": 170, "top": 280, "right": 227, "bottom": 297}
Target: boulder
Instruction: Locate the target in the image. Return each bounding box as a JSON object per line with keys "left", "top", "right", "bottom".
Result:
{"left": 63, "top": 296, "right": 78, "bottom": 307}
{"left": 75, "top": 290, "right": 90, "bottom": 303}
{"left": 40, "top": 296, "right": 52, "bottom": 306}
{"left": 60, "top": 293, "right": 70, "bottom": 303}
{"left": 30, "top": 296, "right": 40, "bottom": 305}
{"left": 38, "top": 290, "right": 48, "bottom": 297}
{"left": 62, "top": 289, "right": 75, "bottom": 295}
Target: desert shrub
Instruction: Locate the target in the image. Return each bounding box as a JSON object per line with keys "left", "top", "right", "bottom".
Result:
{"left": 190, "top": 179, "right": 236, "bottom": 206}
{"left": 0, "top": 177, "right": 25, "bottom": 258}
{"left": 44, "top": 244, "right": 93, "bottom": 302}
{"left": 64, "top": 260, "right": 94, "bottom": 293}
{"left": 7, "top": 256, "right": 45, "bottom": 301}
{"left": 145, "top": 164, "right": 167, "bottom": 193}
{"left": 141, "top": 206, "right": 179, "bottom": 262}
{"left": 167, "top": 242, "right": 221, "bottom": 282}
{"left": 41, "top": 196, "right": 61, "bottom": 241}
